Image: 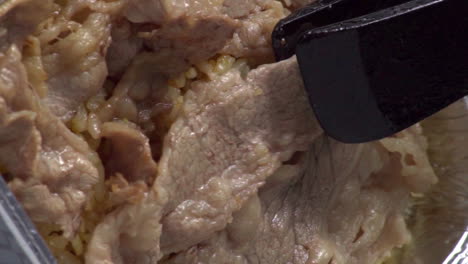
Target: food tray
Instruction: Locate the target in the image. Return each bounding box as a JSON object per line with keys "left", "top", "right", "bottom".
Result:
{"left": 0, "top": 176, "right": 56, "bottom": 264}
{"left": 0, "top": 172, "right": 466, "bottom": 264}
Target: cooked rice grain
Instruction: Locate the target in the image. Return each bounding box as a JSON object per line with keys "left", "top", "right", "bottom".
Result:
{"left": 168, "top": 73, "right": 187, "bottom": 88}
{"left": 115, "top": 96, "right": 138, "bottom": 122}
{"left": 184, "top": 67, "right": 198, "bottom": 79}
{"left": 71, "top": 104, "right": 88, "bottom": 133}
{"left": 87, "top": 113, "right": 102, "bottom": 139}
{"left": 71, "top": 235, "right": 84, "bottom": 256}
{"left": 214, "top": 54, "right": 236, "bottom": 74}
{"left": 86, "top": 94, "right": 106, "bottom": 112}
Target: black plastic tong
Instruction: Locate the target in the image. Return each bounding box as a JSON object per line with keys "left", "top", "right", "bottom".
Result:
{"left": 272, "top": 0, "right": 468, "bottom": 143}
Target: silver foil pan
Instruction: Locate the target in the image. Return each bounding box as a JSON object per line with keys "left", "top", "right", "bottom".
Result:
{"left": 0, "top": 176, "right": 56, "bottom": 264}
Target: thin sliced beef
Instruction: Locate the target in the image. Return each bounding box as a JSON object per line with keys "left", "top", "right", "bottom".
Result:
{"left": 379, "top": 125, "right": 437, "bottom": 193}
{"left": 402, "top": 100, "right": 468, "bottom": 264}
{"left": 222, "top": 0, "right": 258, "bottom": 18}
{"left": 221, "top": 0, "right": 288, "bottom": 64}
{"left": 120, "top": 0, "right": 239, "bottom": 75}
{"left": 105, "top": 19, "right": 143, "bottom": 77}
{"left": 85, "top": 192, "right": 164, "bottom": 264}
{"left": 141, "top": 15, "right": 239, "bottom": 75}
{"left": 105, "top": 173, "right": 149, "bottom": 209}
{"left": 0, "top": 0, "right": 55, "bottom": 49}
{"left": 85, "top": 56, "right": 321, "bottom": 263}
{"left": 40, "top": 12, "right": 111, "bottom": 121}
{"left": 124, "top": 0, "right": 224, "bottom": 24}
{"left": 0, "top": 46, "right": 99, "bottom": 238}
{"left": 100, "top": 121, "right": 158, "bottom": 184}
{"left": 95, "top": 54, "right": 169, "bottom": 126}
{"left": 122, "top": 0, "right": 288, "bottom": 74}
{"left": 162, "top": 130, "right": 436, "bottom": 264}
{"left": 158, "top": 56, "right": 320, "bottom": 254}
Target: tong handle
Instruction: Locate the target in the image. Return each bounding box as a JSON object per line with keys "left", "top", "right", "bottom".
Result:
{"left": 296, "top": 0, "right": 468, "bottom": 143}
{"left": 272, "top": 0, "right": 411, "bottom": 61}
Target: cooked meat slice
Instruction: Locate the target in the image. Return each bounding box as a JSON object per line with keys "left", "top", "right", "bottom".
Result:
{"left": 94, "top": 55, "right": 170, "bottom": 126}
{"left": 157, "top": 56, "right": 321, "bottom": 254}
{"left": 286, "top": 0, "right": 318, "bottom": 9}
{"left": 85, "top": 56, "right": 321, "bottom": 263}
{"left": 379, "top": 125, "right": 437, "bottom": 193}
{"left": 0, "top": 46, "right": 99, "bottom": 238}
{"left": 40, "top": 12, "right": 111, "bottom": 121}
{"left": 106, "top": 19, "right": 143, "bottom": 77}
{"left": 0, "top": 110, "right": 39, "bottom": 178}
{"left": 100, "top": 122, "right": 158, "bottom": 184}
{"left": 123, "top": 0, "right": 168, "bottom": 24}
{"left": 121, "top": 0, "right": 238, "bottom": 75}
{"left": 162, "top": 131, "right": 436, "bottom": 264}
{"left": 123, "top": 0, "right": 288, "bottom": 73}
{"left": 105, "top": 173, "right": 149, "bottom": 208}
{"left": 124, "top": 0, "right": 224, "bottom": 24}
{"left": 221, "top": 0, "right": 287, "bottom": 64}
{"left": 85, "top": 186, "right": 166, "bottom": 264}
{"left": 222, "top": 0, "right": 258, "bottom": 18}
{"left": 142, "top": 16, "right": 239, "bottom": 75}
{"left": 402, "top": 100, "right": 468, "bottom": 264}
{"left": 0, "top": 0, "right": 55, "bottom": 49}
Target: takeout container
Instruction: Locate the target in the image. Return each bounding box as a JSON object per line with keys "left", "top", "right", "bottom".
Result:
{"left": 1, "top": 116, "right": 467, "bottom": 264}
{"left": 1, "top": 173, "right": 466, "bottom": 264}
{"left": 0, "top": 176, "right": 56, "bottom": 264}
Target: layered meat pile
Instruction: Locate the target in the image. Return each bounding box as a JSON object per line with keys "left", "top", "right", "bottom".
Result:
{"left": 0, "top": 0, "right": 438, "bottom": 263}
